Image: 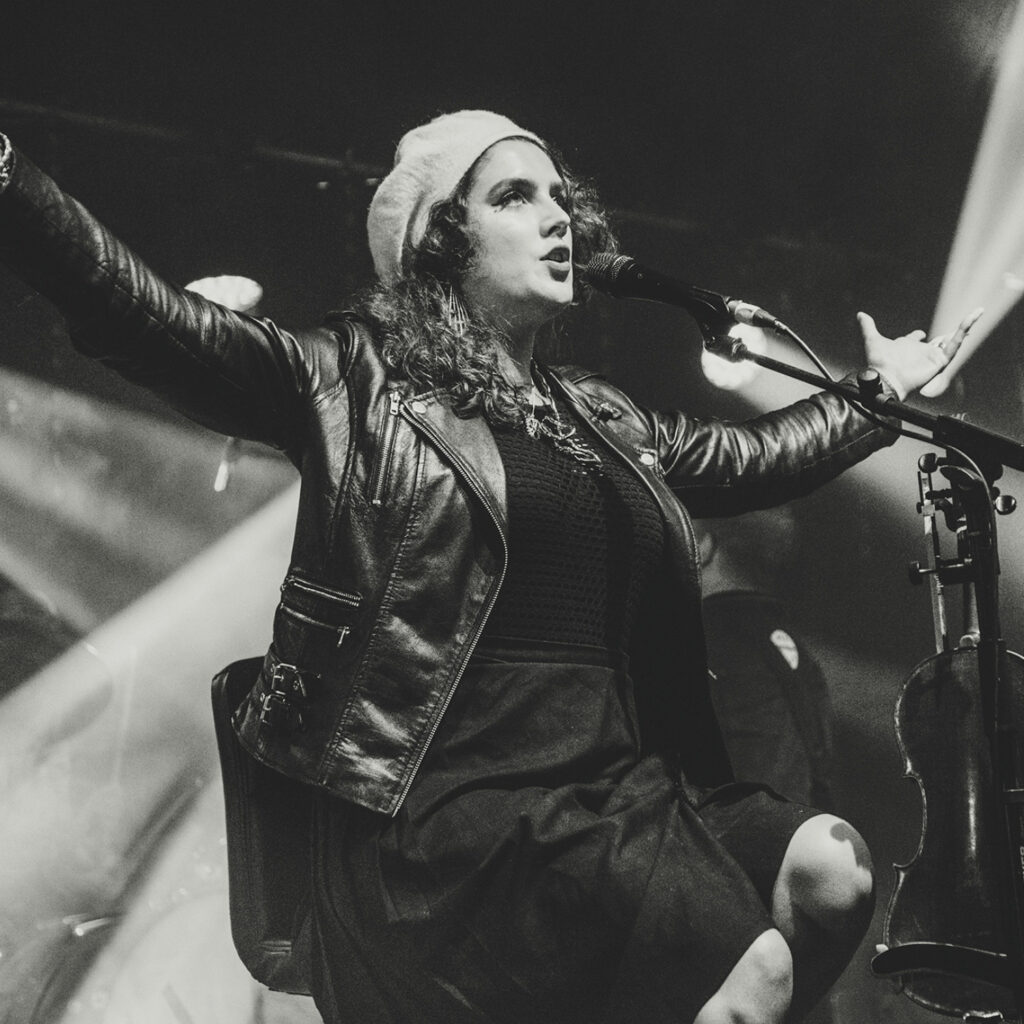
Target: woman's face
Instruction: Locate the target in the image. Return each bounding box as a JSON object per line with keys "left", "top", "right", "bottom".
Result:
{"left": 459, "top": 139, "right": 573, "bottom": 334}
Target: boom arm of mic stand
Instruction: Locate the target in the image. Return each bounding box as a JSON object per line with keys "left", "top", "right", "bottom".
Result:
{"left": 714, "top": 340, "right": 1024, "bottom": 474}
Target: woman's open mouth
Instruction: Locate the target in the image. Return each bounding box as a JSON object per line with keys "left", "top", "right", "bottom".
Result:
{"left": 542, "top": 245, "right": 571, "bottom": 265}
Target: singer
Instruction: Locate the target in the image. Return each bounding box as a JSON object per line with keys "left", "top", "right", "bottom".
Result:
{"left": 0, "top": 112, "right": 972, "bottom": 1024}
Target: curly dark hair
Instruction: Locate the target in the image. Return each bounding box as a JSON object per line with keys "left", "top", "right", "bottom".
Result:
{"left": 351, "top": 142, "right": 617, "bottom": 423}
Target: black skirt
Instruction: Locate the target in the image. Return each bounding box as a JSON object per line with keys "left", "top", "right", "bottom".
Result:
{"left": 309, "top": 640, "right": 818, "bottom": 1024}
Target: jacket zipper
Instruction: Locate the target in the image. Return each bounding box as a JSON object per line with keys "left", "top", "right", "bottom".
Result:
{"left": 369, "top": 391, "right": 401, "bottom": 506}
{"left": 391, "top": 409, "right": 509, "bottom": 814}
{"left": 280, "top": 605, "right": 352, "bottom": 648}
{"left": 282, "top": 573, "right": 362, "bottom": 608}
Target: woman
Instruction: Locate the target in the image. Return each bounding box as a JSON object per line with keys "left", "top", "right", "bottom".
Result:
{"left": 0, "top": 113, "right": 971, "bottom": 1023}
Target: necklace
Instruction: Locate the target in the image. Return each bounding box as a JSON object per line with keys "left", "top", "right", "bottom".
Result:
{"left": 522, "top": 369, "right": 602, "bottom": 468}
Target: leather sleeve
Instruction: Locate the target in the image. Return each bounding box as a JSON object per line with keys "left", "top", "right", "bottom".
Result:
{"left": 0, "top": 144, "right": 350, "bottom": 454}
{"left": 647, "top": 379, "right": 899, "bottom": 515}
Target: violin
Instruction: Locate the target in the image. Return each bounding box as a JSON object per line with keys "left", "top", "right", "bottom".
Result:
{"left": 873, "top": 452, "right": 1024, "bottom": 1020}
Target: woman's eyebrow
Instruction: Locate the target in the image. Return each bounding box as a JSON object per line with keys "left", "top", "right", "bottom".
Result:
{"left": 485, "top": 176, "right": 535, "bottom": 199}
{"left": 485, "top": 176, "right": 566, "bottom": 202}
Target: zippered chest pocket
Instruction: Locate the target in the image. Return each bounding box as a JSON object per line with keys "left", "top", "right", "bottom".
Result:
{"left": 277, "top": 573, "right": 363, "bottom": 653}
{"left": 368, "top": 390, "right": 401, "bottom": 506}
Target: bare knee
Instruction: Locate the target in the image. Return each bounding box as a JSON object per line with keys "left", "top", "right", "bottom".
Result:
{"left": 694, "top": 929, "right": 793, "bottom": 1024}
{"left": 775, "top": 814, "right": 875, "bottom": 934}
{"left": 739, "top": 930, "right": 793, "bottom": 1004}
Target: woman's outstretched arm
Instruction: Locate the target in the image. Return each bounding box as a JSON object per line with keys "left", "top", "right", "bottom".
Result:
{"left": 0, "top": 136, "right": 348, "bottom": 456}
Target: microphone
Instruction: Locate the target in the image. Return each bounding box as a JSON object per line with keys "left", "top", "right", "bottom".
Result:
{"left": 583, "top": 253, "right": 785, "bottom": 338}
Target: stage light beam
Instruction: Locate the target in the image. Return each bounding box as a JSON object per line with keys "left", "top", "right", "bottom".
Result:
{"left": 923, "top": 0, "right": 1024, "bottom": 397}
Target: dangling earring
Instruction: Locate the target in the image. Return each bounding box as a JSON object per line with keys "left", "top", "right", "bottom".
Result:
{"left": 444, "top": 284, "right": 470, "bottom": 335}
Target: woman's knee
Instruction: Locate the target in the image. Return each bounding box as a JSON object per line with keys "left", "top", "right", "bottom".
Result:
{"left": 776, "top": 813, "right": 875, "bottom": 929}
{"left": 742, "top": 929, "right": 794, "bottom": 995}
{"left": 695, "top": 930, "right": 793, "bottom": 1024}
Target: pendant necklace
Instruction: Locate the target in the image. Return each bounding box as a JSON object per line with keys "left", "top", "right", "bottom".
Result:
{"left": 523, "top": 367, "right": 602, "bottom": 468}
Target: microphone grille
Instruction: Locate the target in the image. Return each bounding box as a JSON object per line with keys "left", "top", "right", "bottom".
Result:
{"left": 583, "top": 252, "right": 631, "bottom": 288}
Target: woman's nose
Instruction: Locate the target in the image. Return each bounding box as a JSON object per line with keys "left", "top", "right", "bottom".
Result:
{"left": 543, "top": 202, "right": 570, "bottom": 237}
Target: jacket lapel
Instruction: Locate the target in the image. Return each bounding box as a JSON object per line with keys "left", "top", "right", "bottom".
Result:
{"left": 401, "top": 393, "right": 508, "bottom": 540}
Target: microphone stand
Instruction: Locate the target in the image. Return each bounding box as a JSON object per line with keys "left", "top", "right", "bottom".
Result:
{"left": 705, "top": 334, "right": 1024, "bottom": 474}
{"left": 707, "top": 331, "right": 1024, "bottom": 1014}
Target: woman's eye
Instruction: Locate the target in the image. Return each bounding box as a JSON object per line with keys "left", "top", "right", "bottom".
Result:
{"left": 498, "top": 189, "right": 526, "bottom": 207}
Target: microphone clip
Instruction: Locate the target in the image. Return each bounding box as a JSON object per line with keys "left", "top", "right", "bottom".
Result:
{"left": 673, "top": 283, "right": 737, "bottom": 344}
{"left": 703, "top": 333, "right": 749, "bottom": 362}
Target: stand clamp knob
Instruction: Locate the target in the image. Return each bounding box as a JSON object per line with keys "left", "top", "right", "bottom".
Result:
{"left": 856, "top": 368, "right": 884, "bottom": 399}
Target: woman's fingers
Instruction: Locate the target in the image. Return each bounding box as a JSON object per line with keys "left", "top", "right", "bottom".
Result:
{"left": 950, "top": 306, "right": 984, "bottom": 345}
{"left": 932, "top": 307, "right": 983, "bottom": 362}
{"left": 856, "top": 311, "right": 878, "bottom": 338}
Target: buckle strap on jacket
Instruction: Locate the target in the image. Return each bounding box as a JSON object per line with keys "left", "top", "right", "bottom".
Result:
{"left": 258, "top": 655, "right": 320, "bottom": 732}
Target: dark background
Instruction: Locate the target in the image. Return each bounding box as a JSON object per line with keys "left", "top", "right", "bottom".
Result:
{"left": 3, "top": 2, "right": 1024, "bottom": 1020}
{"left": 5, "top": 0, "right": 1024, "bottom": 663}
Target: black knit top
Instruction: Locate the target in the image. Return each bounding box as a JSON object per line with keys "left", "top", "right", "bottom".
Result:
{"left": 483, "top": 400, "right": 666, "bottom": 654}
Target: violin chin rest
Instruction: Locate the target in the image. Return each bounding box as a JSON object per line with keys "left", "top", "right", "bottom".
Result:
{"left": 872, "top": 941, "right": 1014, "bottom": 990}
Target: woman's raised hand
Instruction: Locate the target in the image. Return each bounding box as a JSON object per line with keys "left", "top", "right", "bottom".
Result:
{"left": 857, "top": 307, "right": 984, "bottom": 400}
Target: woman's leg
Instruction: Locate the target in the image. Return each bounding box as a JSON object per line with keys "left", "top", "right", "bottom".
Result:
{"left": 770, "top": 813, "right": 875, "bottom": 1020}
{"left": 693, "top": 929, "right": 793, "bottom": 1024}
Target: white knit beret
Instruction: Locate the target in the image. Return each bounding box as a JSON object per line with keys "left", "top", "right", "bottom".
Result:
{"left": 367, "top": 110, "right": 543, "bottom": 284}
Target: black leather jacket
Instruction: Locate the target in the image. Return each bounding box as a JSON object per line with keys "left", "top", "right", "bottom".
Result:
{"left": 0, "top": 146, "right": 896, "bottom": 815}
